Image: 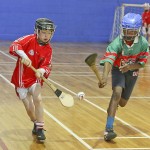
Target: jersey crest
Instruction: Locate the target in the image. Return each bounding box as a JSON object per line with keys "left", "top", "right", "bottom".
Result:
{"left": 28, "top": 49, "right": 34, "bottom": 56}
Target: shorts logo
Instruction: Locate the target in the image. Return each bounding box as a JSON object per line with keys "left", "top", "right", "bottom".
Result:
{"left": 28, "top": 50, "right": 34, "bottom": 56}
{"left": 133, "top": 71, "right": 139, "bottom": 76}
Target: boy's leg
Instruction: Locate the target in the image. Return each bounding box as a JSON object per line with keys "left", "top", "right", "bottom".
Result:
{"left": 16, "top": 87, "right": 37, "bottom": 135}
{"left": 142, "top": 26, "right": 147, "bottom": 39}
{"left": 104, "top": 87, "right": 122, "bottom": 141}
{"left": 23, "top": 94, "right": 36, "bottom": 121}
{"left": 104, "top": 70, "right": 138, "bottom": 141}
{"left": 29, "top": 83, "right": 46, "bottom": 141}
{"left": 147, "top": 25, "right": 150, "bottom": 47}
{"left": 16, "top": 87, "right": 36, "bottom": 121}
{"left": 104, "top": 67, "right": 124, "bottom": 141}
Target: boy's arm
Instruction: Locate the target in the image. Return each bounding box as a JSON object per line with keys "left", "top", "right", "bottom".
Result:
{"left": 10, "top": 43, "right": 31, "bottom": 67}
{"left": 119, "top": 63, "right": 142, "bottom": 73}
{"left": 99, "top": 62, "right": 112, "bottom": 88}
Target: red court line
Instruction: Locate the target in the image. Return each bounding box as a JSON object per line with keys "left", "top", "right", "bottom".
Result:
{"left": 0, "top": 138, "right": 8, "bottom": 150}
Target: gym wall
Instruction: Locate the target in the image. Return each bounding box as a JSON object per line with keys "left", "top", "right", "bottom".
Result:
{"left": 0, "top": 0, "right": 146, "bottom": 42}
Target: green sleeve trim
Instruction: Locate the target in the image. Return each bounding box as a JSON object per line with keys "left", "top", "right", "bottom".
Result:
{"left": 138, "top": 62, "right": 145, "bottom": 67}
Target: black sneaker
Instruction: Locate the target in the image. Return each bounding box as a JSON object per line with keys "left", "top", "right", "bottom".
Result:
{"left": 104, "top": 128, "right": 117, "bottom": 141}
{"left": 32, "top": 123, "right": 37, "bottom": 135}
{"left": 36, "top": 129, "right": 46, "bottom": 142}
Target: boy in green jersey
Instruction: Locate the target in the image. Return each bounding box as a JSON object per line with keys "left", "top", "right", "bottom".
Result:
{"left": 99, "top": 13, "right": 149, "bottom": 141}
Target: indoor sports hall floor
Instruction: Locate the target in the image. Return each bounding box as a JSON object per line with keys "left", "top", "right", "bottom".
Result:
{"left": 0, "top": 41, "right": 150, "bottom": 150}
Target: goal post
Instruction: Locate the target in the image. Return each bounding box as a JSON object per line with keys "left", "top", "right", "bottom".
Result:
{"left": 109, "top": 3, "right": 150, "bottom": 42}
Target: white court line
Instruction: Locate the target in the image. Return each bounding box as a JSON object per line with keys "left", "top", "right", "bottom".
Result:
{"left": 42, "top": 96, "right": 150, "bottom": 99}
{"left": 0, "top": 50, "right": 16, "bottom": 61}
{"left": 81, "top": 136, "right": 150, "bottom": 140}
{"left": 0, "top": 59, "right": 150, "bottom": 66}
{"left": 80, "top": 96, "right": 150, "bottom": 99}
{"left": 1, "top": 73, "right": 150, "bottom": 78}
{"left": 44, "top": 109, "right": 92, "bottom": 150}
{"left": 0, "top": 74, "right": 92, "bottom": 150}
{"left": 0, "top": 62, "right": 15, "bottom": 64}
{"left": 94, "top": 148, "right": 150, "bottom": 150}
{"left": 52, "top": 52, "right": 92, "bottom": 54}
{"left": 2, "top": 72, "right": 150, "bottom": 78}
{"left": 0, "top": 74, "right": 15, "bottom": 88}
{"left": 1, "top": 50, "right": 150, "bottom": 149}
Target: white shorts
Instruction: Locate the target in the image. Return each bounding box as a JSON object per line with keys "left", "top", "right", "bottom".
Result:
{"left": 16, "top": 83, "right": 39, "bottom": 100}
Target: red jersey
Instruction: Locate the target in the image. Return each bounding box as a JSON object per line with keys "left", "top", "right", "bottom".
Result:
{"left": 9, "top": 34, "right": 52, "bottom": 88}
{"left": 142, "top": 10, "right": 150, "bottom": 25}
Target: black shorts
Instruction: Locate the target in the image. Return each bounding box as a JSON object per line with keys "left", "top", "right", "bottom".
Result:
{"left": 112, "top": 67, "right": 138, "bottom": 100}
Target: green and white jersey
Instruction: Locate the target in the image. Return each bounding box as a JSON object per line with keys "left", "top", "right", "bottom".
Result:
{"left": 100, "top": 35, "right": 149, "bottom": 68}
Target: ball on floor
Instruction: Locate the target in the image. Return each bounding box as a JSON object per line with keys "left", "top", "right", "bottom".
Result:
{"left": 77, "top": 92, "right": 85, "bottom": 100}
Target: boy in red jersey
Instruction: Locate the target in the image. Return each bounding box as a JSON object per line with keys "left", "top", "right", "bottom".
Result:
{"left": 9, "top": 18, "right": 56, "bottom": 142}
{"left": 142, "top": 3, "right": 150, "bottom": 46}
{"left": 99, "top": 13, "right": 149, "bottom": 141}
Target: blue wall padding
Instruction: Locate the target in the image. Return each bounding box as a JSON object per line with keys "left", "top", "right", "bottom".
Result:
{"left": 0, "top": 0, "right": 146, "bottom": 42}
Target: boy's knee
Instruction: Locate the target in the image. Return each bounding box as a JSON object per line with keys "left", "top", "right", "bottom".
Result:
{"left": 147, "top": 27, "right": 150, "bottom": 35}
{"left": 33, "top": 95, "right": 42, "bottom": 105}
{"left": 119, "top": 98, "right": 128, "bottom": 107}
{"left": 119, "top": 103, "right": 126, "bottom": 107}
{"left": 113, "top": 91, "right": 122, "bottom": 101}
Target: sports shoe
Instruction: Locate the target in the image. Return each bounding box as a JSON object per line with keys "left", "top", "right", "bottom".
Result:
{"left": 36, "top": 129, "right": 46, "bottom": 142}
{"left": 104, "top": 128, "right": 117, "bottom": 141}
{"left": 32, "top": 123, "right": 37, "bottom": 135}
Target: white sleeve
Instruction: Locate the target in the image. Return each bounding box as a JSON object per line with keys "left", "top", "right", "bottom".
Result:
{"left": 15, "top": 50, "right": 28, "bottom": 59}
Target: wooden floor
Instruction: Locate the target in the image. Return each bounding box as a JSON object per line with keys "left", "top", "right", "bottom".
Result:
{"left": 0, "top": 41, "right": 150, "bottom": 150}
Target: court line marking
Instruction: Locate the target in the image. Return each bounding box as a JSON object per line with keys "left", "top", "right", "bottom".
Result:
{"left": 93, "top": 148, "right": 150, "bottom": 150}
{"left": 0, "top": 74, "right": 92, "bottom": 150}
{"left": 0, "top": 138, "right": 8, "bottom": 150}
{"left": 0, "top": 61, "right": 150, "bottom": 66}
{"left": 0, "top": 95, "right": 145, "bottom": 100}
{"left": 1, "top": 50, "right": 150, "bottom": 149}
{"left": 81, "top": 136, "right": 150, "bottom": 140}
{"left": 42, "top": 96, "right": 150, "bottom": 99}
{"left": 79, "top": 96, "right": 150, "bottom": 99}
{"left": 1, "top": 73, "right": 150, "bottom": 78}
{"left": 0, "top": 62, "right": 15, "bottom": 64}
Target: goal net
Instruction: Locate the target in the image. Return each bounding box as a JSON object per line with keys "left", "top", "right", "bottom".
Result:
{"left": 109, "top": 3, "right": 150, "bottom": 42}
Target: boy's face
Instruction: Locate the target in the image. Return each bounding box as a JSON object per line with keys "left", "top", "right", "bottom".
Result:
{"left": 38, "top": 29, "right": 54, "bottom": 44}
{"left": 122, "top": 28, "right": 139, "bottom": 41}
